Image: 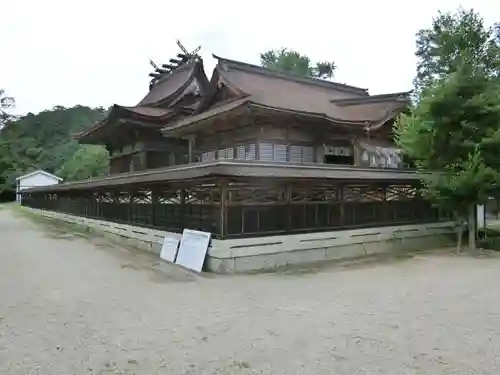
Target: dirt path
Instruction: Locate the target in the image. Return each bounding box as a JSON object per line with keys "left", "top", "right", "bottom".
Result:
{"left": 1, "top": 207, "right": 500, "bottom": 374}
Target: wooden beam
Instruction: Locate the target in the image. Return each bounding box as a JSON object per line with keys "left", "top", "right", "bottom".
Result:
{"left": 155, "top": 68, "right": 169, "bottom": 74}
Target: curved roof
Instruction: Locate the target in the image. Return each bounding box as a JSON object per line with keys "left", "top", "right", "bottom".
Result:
{"left": 137, "top": 59, "right": 204, "bottom": 106}
{"left": 214, "top": 54, "right": 369, "bottom": 95}
{"left": 74, "top": 105, "right": 175, "bottom": 143}
{"left": 161, "top": 56, "right": 411, "bottom": 136}
{"left": 212, "top": 55, "right": 410, "bottom": 126}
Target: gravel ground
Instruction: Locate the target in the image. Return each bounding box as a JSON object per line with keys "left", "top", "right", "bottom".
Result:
{"left": 1, "top": 207, "right": 500, "bottom": 374}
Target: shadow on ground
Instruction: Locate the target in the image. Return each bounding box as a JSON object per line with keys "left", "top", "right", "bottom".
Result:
{"left": 10, "top": 205, "right": 500, "bottom": 280}
{"left": 10, "top": 205, "right": 202, "bottom": 284}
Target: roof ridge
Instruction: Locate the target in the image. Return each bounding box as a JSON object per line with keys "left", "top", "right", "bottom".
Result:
{"left": 212, "top": 54, "right": 369, "bottom": 95}
{"left": 330, "top": 92, "right": 412, "bottom": 106}
{"left": 138, "top": 59, "right": 205, "bottom": 107}
{"left": 16, "top": 169, "right": 62, "bottom": 181}
{"left": 149, "top": 59, "right": 197, "bottom": 87}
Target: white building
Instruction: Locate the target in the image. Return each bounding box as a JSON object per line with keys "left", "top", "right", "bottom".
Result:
{"left": 16, "top": 170, "right": 62, "bottom": 203}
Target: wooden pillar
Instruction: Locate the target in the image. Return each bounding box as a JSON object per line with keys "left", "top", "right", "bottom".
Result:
{"left": 179, "top": 186, "right": 185, "bottom": 231}
{"left": 352, "top": 138, "right": 362, "bottom": 166}
{"left": 220, "top": 180, "right": 227, "bottom": 239}
{"left": 127, "top": 189, "right": 133, "bottom": 223}
{"left": 151, "top": 187, "right": 157, "bottom": 227}
{"left": 187, "top": 136, "right": 195, "bottom": 163}
{"left": 256, "top": 126, "right": 263, "bottom": 160}
{"left": 285, "top": 184, "right": 292, "bottom": 233}
{"left": 383, "top": 184, "right": 389, "bottom": 223}
{"left": 339, "top": 183, "right": 345, "bottom": 226}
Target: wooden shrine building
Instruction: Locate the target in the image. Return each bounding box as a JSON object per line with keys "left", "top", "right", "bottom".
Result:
{"left": 21, "top": 47, "right": 451, "bottom": 244}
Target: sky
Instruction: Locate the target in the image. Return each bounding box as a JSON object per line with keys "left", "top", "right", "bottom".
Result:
{"left": 1, "top": 0, "right": 499, "bottom": 115}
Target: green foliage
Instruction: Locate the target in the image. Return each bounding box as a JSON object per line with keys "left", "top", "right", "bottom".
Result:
{"left": 0, "top": 89, "right": 15, "bottom": 128}
{"left": 260, "top": 48, "right": 336, "bottom": 79}
{"left": 0, "top": 105, "right": 107, "bottom": 191}
{"left": 56, "top": 144, "right": 109, "bottom": 181}
{"left": 397, "top": 8, "right": 500, "bottom": 249}
{"left": 396, "top": 66, "right": 500, "bottom": 215}
{"left": 414, "top": 7, "right": 500, "bottom": 93}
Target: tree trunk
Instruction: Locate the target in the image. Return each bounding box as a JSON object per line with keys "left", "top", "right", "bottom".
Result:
{"left": 468, "top": 204, "right": 476, "bottom": 250}
{"left": 453, "top": 211, "right": 463, "bottom": 254}
{"left": 456, "top": 220, "right": 463, "bottom": 254}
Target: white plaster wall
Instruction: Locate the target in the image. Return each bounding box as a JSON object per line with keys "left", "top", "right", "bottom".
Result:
{"left": 17, "top": 173, "right": 60, "bottom": 203}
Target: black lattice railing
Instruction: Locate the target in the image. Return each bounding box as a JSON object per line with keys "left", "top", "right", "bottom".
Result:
{"left": 21, "top": 179, "right": 451, "bottom": 239}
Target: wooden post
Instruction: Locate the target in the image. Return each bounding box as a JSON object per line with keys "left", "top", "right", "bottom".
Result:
{"left": 179, "top": 186, "right": 185, "bottom": 232}
{"left": 339, "top": 184, "right": 345, "bottom": 227}
{"left": 188, "top": 137, "right": 194, "bottom": 163}
{"left": 285, "top": 184, "right": 292, "bottom": 232}
{"left": 128, "top": 189, "right": 133, "bottom": 223}
{"left": 151, "top": 187, "right": 157, "bottom": 227}
{"left": 220, "top": 180, "right": 227, "bottom": 239}
{"left": 382, "top": 184, "right": 388, "bottom": 223}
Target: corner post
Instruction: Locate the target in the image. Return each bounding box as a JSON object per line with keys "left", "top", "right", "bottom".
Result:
{"left": 220, "top": 179, "right": 227, "bottom": 239}
{"left": 285, "top": 183, "right": 292, "bottom": 233}
{"left": 179, "top": 186, "right": 185, "bottom": 232}
{"left": 187, "top": 136, "right": 195, "bottom": 163}
{"left": 339, "top": 183, "right": 345, "bottom": 227}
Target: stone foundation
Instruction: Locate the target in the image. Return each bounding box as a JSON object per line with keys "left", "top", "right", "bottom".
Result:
{"left": 25, "top": 208, "right": 454, "bottom": 273}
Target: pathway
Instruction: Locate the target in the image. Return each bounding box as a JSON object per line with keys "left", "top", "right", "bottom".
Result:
{"left": 1, "top": 206, "right": 500, "bottom": 374}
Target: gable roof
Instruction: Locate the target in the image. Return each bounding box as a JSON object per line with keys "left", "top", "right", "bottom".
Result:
{"left": 161, "top": 55, "right": 411, "bottom": 136}
{"left": 16, "top": 170, "right": 63, "bottom": 181}
{"left": 214, "top": 54, "right": 369, "bottom": 95}
{"left": 211, "top": 55, "right": 410, "bottom": 125}
{"left": 137, "top": 59, "right": 207, "bottom": 106}
{"left": 75, "top": 58, "right": 211, "bottom": 144}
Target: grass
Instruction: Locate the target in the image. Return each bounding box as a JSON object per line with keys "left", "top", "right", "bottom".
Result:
{"left": 13, "top": 205, "right": 98, "bottom": 241}
{"left": 0, "top": 202, "right": 16, "bottom": 210}
{"left": 477, "top": 227, "right": 500, "bottom": 251}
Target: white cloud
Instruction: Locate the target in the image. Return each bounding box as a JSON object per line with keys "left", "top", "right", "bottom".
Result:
{"left": 1, "top": 0, "right": 498, "bottom": 114}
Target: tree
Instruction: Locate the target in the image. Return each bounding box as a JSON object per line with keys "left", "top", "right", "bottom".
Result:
{"left": 0, "top": 105, "right": 107, "bottom": 192}
{"left": 0, "top": 89, "right": 15, "bottom": 129}
{"left": 396, "top": 8, "right": 500, "bottom": 252}
{"left": 56, "top": 144, "right": 109, "bottom": 181}
{"left": 260, "top": 48, "right": 336, "bottom": 79}
{"left": 396, "top": 64, "right": 500, "bottom": 252}
{"left": 414, "top": 8, "right": 500, "bottom": 93}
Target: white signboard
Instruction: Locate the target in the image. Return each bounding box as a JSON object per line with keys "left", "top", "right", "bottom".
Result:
{"left": 160, "top": 237, "right": 180, "bottom": 263}
{"left": 175, "top": 229, "right": 211, "bottom": 272}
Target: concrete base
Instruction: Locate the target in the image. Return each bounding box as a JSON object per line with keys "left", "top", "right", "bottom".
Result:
{"left": 25, "top": 208, "right": 455, "bottom": 273}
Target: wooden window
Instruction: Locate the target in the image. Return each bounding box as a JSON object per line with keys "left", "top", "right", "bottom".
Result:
{"left": 323, "top": 145, "right": 354, "bottom": 165}
{"left": 235, "top": 144, "right": 256, "bottom": 160}
{"left": 274, "top": 144, "right": 288, "bottom": 162}
{"left": 289, "top": 145, "right": 302, "bottom": 163}
{"left": 302, "top": 146, "right": 314, "bottom": 163}
{"left": 245, "top": 144, "right": 256, "bottom": 160}
{"left": 236, "top": 145, "right": 246, "bottom": 160}
{"left": 259, "top": 142, "right": 274, "bottom": 161}
{"left": 217, "top": 147, "right": 234, "bottom": 160}
{"left": 289, "top": 145, "right": 313, "bottom": 163}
